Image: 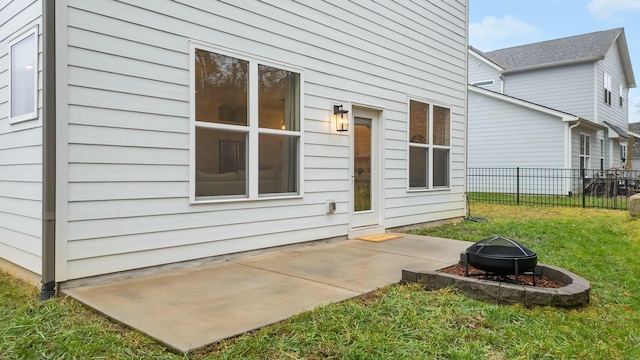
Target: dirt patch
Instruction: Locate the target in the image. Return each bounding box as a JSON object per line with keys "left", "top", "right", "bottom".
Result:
{"left": 440, "top": 264, "right": 563, "bottom": 288}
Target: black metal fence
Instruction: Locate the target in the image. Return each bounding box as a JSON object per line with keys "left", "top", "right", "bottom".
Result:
{"left": 468, "top": 168, "right": 640, "bottom": 210}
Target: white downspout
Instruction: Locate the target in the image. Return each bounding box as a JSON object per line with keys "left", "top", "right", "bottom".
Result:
{"left": 565, "top": 121, "right": 581, "bottom": 194}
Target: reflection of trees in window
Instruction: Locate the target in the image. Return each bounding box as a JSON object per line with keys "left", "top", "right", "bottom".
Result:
{"left": 259, "top": 65, "right": 299, "bottom": 131}
{"left": 193, "top": 46, "right": 301, "bottom": 200}
{"left": 195, "top": 49, "right": 248, "bottom": 125}
{"left": 408, "top": 100, "right": 450, "bottom": 189}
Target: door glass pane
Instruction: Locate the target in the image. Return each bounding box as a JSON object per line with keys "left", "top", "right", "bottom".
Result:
{"left": 354, "top": 117, "right": 372, "bottom": 212}
{"left": 258, "top": 65, "right": 300, "bottom": 131}
{"left": 195, "top": 128, "right": 247, "bottom": 197}
{"left": 195, "top": 49, "right": 248, "bottom": 126}
{"left": 409, "top": 146, "right": 428, "bottom": 188}
{"left": 11, "top": 33, "right": 36, "bottom": 118}
{"left": 258, "top": 134, "right": 298, "bottom": 194}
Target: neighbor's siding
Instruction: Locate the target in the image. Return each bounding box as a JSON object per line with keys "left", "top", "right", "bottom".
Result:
{"left": 503, "top": 62, "right": 595, "bottom": 120}
{"left": 62, "top": 0, "right": 467, "bottom": 279}
{"left": 597, "top": 40, "right": 629, "bottom": 131}
{"left": 0, "top": 0, "right": 43, "bottom": 274}
{"left": 468, "top": 51, "right": 501, "bottom": 92}
{"left": 467, "top": 91, "right": 565, "bottom": 169}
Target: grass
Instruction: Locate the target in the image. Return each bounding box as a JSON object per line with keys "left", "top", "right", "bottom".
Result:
{"left": 1, "top": 203, "right": 639, "bottom": 359}
{"left": 469, "top": 191, "right": 631, "bottom": 210}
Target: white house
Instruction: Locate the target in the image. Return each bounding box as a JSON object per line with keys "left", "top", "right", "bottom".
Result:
{"left": 0, "top": 0, "right": 468, "bottom": 298}
{"left": 468, "top": 29, "right": 636, "bottom": 176}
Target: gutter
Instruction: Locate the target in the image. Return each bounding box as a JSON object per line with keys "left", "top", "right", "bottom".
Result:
{"left": 40, "top": 0, "right": 57, "bottom": 301}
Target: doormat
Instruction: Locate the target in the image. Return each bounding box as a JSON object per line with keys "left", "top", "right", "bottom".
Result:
{"left": 355, "top": 234, "right": 402, "bottom": 242}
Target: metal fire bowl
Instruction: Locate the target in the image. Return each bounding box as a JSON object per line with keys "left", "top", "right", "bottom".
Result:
{"left": 467, "top": 245, "right": 538, "bottom": 275}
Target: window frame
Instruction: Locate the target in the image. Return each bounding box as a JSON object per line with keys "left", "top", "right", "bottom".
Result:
{"left": 407, "top": 97, "right": 452, "bottom": 191}
{"left": 621, "top": 143, "right": 627, "bottom": 161}
{"left": 599, "top": 138, "right": 605, "bottom": 170}
{"left": 8, "top": 25, "right": 39, "bottom": 124}
{"left": 579, "top": 133, "right": 591, "bottom": 170}
{"left": 603, "top": 72, "right": 612, "bottom": 106}
{"left": 189, "top": 41, "right": 304, "bottom": 203}
{"left": 619, "top": 84, "right": 624, "bottom": 107}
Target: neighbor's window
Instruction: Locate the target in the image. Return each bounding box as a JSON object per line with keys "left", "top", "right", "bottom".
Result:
{"left": 408, "top": 99, "right": 450, "bottom": 189}
{"left": 621, "top": 143, "right": 627, "bottom": 161}
{"left": 9, "top": 26, "right": 38, "bottom": 124}
{"left": 599, "top": 138, "right": 605, "bottom": 170}
{"left": 603, "top": 72, "right": 612, "bottom": 106}
{"left": 580, "top": 134, "right": 590, "bottom": 170}
{"left": 192, "top": 45, "right": 301, "bottom": 201}
{"left": 471, "top": 80, "right": 494, "bottom": 87}
{"left": 619, "top": 84, "right": 624, "bottom": 107}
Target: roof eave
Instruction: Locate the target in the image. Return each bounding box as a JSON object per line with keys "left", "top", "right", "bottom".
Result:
{"left": 468, "top": 47, "right": 504, "bottom": 72}
{"left": 614, "top": 30, "right": 637, "bottom": 88}
{"left": 468, "top": 85, "right": 580, "bottom": 120}
{"left": 502, "top": 56, "right": 604, "bottom": 74}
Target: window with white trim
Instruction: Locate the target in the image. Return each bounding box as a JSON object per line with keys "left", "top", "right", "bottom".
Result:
{"left": 191, "top": 44, "right": 301, "bottom": 201}
{"left": 9, "top": 26, "right": 38, "bottom": 124}
{"left": 619, "top": 84, "right": 624, "bottom": 107}
{"left": 408, "top": 99, "right": 450, "bottom": 189}
{"left": 599, "top": 138, "right": 605, "bottom": 170}
{"left": 580, "top": 134, "right": 590, "bottom": 170}
{"left": 603, "top": 72, "right": 612, "bottom": 106}
{"left": 621, "top": 143, "right": 627, "bottom": 161}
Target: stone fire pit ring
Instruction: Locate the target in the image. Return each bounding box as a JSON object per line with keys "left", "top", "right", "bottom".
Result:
{"left": 402, "top": 257, "right": 590, "bottom": 307}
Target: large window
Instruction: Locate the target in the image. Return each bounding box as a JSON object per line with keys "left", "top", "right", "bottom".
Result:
{"left": 408, "top": 99, "right": 450, "bottom": 189}
{"left": 580, "top": 134, "right": 590, "bottom": 170}
{"left": 9, "top": 26, "right": 38, "bottom": 124}
{"left": 192, "top": 44, "right": 301, "bottom": 201}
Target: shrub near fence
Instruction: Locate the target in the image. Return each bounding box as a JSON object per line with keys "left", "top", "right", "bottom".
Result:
{"left": 468, "top": 168, "right": 640, "bottom": 210}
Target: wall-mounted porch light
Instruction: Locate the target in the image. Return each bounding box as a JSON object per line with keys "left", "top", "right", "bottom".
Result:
{"left": 333, "top": 104, "right": 349, "bottom": 132}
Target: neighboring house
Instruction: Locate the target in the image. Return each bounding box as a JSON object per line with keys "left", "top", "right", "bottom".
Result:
{"left": 0, "top": 1, "right": 469, "bottom": 298}
{"left": 468, "top": 28, "right": 636, "bottom": 177}
{"left": 630, "top": 123, "right": 640, "bottom": 169}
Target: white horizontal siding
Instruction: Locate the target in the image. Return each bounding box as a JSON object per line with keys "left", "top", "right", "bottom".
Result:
{"left": 504, "top": 62, "right": 595, "bottom": 120}
{"left": 0, "top": 0, "right": 42, "bottom": 274}
{"left": 62, "top": 0, "right": 467, "bottom": 279}
{"left": 597, "top": 41, "right": 629, "bottom": 131}
{"left": 467, "top": 91, "right": 566, "bottom": 168}
{"left": 468, "top": 52, "right": 501, "bottom": 92}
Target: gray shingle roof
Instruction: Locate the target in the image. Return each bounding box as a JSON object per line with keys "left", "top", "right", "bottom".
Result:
{"left": 604, "top": 121, "right": 629, "bottom": 139}
{"left": 482, "top": 28, "right": 622, "bottom": 71}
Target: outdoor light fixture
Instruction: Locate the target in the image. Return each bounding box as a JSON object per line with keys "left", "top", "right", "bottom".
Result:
{"left": 333, "top": 104, "right": 349, "bottom": 132}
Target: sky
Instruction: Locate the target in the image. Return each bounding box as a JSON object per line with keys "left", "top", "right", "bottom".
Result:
{"left": 469, "top": 0, "right": 640, "bottom": 123}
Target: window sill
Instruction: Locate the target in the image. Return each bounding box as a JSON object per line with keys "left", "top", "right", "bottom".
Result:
{"left": 407, "top": 187, "right": 452, "bottom": 193}
{"left": 9, "top": 112, "right": 38, "bottom": 125}
{"left": 191, "top": 194, "right": 303, "bottom": 205}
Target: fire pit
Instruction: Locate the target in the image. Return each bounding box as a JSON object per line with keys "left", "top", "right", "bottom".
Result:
{"left": 465, "top": 236, "right": 537, "bottom": 284}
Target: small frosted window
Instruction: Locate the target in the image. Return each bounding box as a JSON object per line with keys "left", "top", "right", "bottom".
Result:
{"left": 10, "top": 29, "right": 37, "bottom": 123}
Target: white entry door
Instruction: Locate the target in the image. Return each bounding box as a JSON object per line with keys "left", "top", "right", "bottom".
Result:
{"left": 351, "top": 107, "right": 381, "bottom": 229}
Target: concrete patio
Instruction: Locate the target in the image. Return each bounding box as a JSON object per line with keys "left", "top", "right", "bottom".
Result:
{"left": 64, "top": 234, "right": 469, "bottom": 353}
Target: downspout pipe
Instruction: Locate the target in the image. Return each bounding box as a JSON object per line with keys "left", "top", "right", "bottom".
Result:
{"left": 566, "top": 121, "right": 581, "bottom": 168}
{"left": 40, "top": 0, "right": 57, "bottom": 301}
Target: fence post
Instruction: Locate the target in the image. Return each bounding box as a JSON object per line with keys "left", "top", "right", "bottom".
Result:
{"left": 516, "top": 167, "right": 520, "bottom": 205}
{"left": 581, "top": 169, "right": 586, "bottom": 208}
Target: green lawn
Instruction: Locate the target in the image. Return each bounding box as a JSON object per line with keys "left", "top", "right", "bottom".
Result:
{"left": 1, "top": 203, "right": 639, "bottom": 359}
